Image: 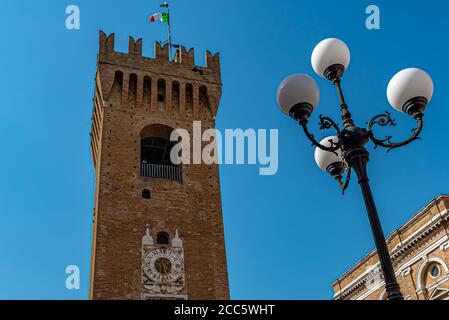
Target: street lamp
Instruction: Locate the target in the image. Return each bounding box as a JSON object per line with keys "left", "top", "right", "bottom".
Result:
{"left": 277, "top": 38, "right": 434, "bottom": 301}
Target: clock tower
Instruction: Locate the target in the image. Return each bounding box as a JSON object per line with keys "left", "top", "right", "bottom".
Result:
{"left": 88, "top": 31, "right": 229, "bottom": 300}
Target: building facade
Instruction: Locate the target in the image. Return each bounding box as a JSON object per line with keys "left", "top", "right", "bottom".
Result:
{"left": 332, "top": 195, "right": 449, "bottom": 300}
{"left": 88, "top": 31, "right": 229, "bottom": 300}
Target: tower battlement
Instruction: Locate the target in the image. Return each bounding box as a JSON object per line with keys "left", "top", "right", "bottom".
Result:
{"left": 98, "top": 31, "right": 221, "bottom": 76}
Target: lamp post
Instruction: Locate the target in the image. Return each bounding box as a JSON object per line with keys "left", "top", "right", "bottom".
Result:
{"left": 277, "top": 38, "right": 434, "bottom": 301}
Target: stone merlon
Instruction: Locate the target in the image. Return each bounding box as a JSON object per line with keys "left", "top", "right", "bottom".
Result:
{"left": 98, "top": 31, "right": 221, "bottom": 76}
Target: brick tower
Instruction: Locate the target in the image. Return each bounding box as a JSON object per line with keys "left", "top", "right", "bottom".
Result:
{"left": 88, "top": 31, "right": 229, "bottom": 300}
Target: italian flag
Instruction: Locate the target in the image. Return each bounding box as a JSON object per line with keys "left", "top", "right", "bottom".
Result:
{"left": 160, "top": 2, "right": 169, "bottom": 8}
{"left": 149, "top": 12, "right": 169, "bottom": 23}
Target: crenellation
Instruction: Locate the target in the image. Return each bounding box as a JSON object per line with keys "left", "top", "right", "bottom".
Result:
{"left": 154, "top": 41, "right": 169, "bottom": 61}
{"left": 206, "top": 51, "right": 221, "bottom": 74}
{"left": 98, "top": 32, "right": 221, "bottom": 81}
{"left": 98, "top": 31, "right": 115, "bottom": 59}
{"left": 128, "top": 36, "right": 143, "bottom": 57}
{"left": 175, "top": 46, "right": 195, "bottom": 66}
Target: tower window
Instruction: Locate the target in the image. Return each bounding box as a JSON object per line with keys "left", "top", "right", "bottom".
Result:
{"left": 430, "top": 265, "right": 441, "bottom": 278}
{"left": 140, "top": 124, "right": 182, "bottom": 182}
{"left": 157, "top": 79, "right": 166, "bottom": 108}
{"left": 157, "top": 232, "right": 170, "bottom": 245}
{"left": 142, "top": 189, "right": 151, "bottom": 199}
{"left": 172, "top": 81, "right": 180, "bottom": 112}
{"left": 185, "top": 83, "right": 193, "bottom": 115}
{"left": 141, "top": 137, "right": 176, "bottom": 166}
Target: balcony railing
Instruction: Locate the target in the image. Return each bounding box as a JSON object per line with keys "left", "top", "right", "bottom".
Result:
{"left": 141, "top": 163, "right": 183, "bottom": 182}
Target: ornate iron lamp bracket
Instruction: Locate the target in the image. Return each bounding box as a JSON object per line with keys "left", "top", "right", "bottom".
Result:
{"left": 367, "top": 112, "right": 424, "bottom": 152}
{"left": 299, "top": 115, "right": 342, "bottom": 154}
{"left": 335, "top": 161, "right": 351, "bottom": 195}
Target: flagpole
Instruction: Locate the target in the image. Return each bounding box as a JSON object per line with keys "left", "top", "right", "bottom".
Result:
{"left": 168, "top": 7, "right": 172, "bottom": 61}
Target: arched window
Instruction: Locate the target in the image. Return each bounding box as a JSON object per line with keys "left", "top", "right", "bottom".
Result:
{"left": 141, "top": 137, "right": 176, "bottom": 166}
{"left": 199, "top": 85, "right": 212, "bottom": 119}
{"left": 129, "top": 73, "right": 138, "bottom": 108}
{"left": 108, "top": 71, "right": 124, "bottom": 106}
{"left": 140, "top": 124, "right": 183, "bottom": 181}
{"left": 143, "top": 76, "right": 152, "bottom": 111}
{"left": 416, "top": 257, "right": 449, "bottom": 299}
{"left": 185, "top": 83, "right": 193, "bottom": 116}
{"left": 157, "top": 232, "right": 170, "bottom": 245}
{"left": 157, "top": 79, "right": 166, "bottom": 106}
{"left": 172, "top": 81, "right": 180, "bottom": 113}
{"left": 140, "top": 124, "right": 182, "bottom": 182}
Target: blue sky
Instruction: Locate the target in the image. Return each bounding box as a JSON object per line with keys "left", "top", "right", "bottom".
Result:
{"left": 1, "top": 0, "right": 449, "bottom": 300}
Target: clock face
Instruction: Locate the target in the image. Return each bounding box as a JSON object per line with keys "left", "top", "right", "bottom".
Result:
{"left": 155, "top": 257, "right": 172, "bottom": 275}
{"left": 143, "top": 248, "right": 183, "bottom": 283}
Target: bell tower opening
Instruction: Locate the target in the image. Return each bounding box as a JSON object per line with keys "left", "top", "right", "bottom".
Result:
{"left": 141, "top": 137, "right": 175, "bottom": 166}
{"left": 140, "top": 124, "right": 181, "bottom": 182}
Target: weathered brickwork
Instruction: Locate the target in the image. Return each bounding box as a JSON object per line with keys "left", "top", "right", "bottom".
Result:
{"left": 88, "top": 31, "right": 229, "bottom": 300}
{"left": 333, "top": 195, "right": 449, "bottom": 300}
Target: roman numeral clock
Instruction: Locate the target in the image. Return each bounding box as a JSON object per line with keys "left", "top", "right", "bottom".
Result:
{"left": 141, "top": 226, "right": 187, "bottom": 300}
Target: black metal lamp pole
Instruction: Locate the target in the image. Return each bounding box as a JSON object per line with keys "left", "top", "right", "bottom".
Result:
{"left": 350, "top": 151, "right": 404, "bottom": 300}
{"left": 288, "top": 63, "right": 429, "bottom": 300}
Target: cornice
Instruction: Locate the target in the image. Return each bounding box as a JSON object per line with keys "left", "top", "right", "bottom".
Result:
{"left": 332, "top": 195, "right": 448, "bottom": 288}
{"left": 333, "top": 200, "right": 449, "bottom": 300}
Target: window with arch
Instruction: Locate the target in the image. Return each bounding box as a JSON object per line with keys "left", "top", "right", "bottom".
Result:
{"left": 157, "top": 232, "right": 170, "bottom": 245}
{"left": 172, "top": 81, "right": 180, "bottom": 113}
{"left": 157, "top": 79, "right": 166, "bottom": 107}
{"left": 143, "top": 76, "right": 152, "bottom": 111}
{"left": 185, "top": 83, "right": 193, "bottom": 116}
{"left": 417, "top": 257, "right": 449, "bottom": 300}
{"left": 140, "top": 124, "right": 182, "bottom": 181}
{"left": 199, "top": 85, "right": 212, "bottom": 119}
{"left": 129, "top": 73, "right": 138, "bottom": 108}
{"left": 141, "top": 137, "right": 175, "bottom": 166}
{"left": 108, "top": 71, "right": 124, "bottom": 106}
